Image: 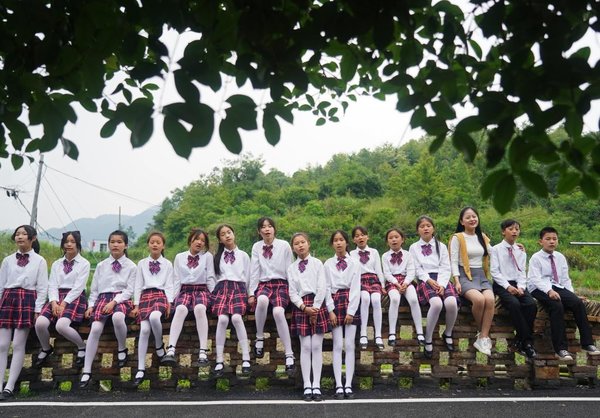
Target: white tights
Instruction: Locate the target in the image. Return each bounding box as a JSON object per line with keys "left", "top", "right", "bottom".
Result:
{"left": 137, "top": 311, "right": 164, "bottom": 371}
{"left": 359, "top": 291, "right": 382, "bottom": 338}
{"left": 168, "top": 304, "right": 209, "bottom": 350}
{"left": 332, "top": 324, "right": 357, "bottom": 389}
{"left": 215, "top": 314, "right": 249, "bottom": 363}
{"left": 388, "top": 287, "right": 423, "bottom": 336}
{"left": 254, "top": 295, "right": 293, "bottom": 357}
{"left": 0, "top": 328, "right": 30, "bottom": 392}
{"left": 425, "top": 296, "right": 458, "bottom": 343}
{"left": 299, "top": 334, "right": 324, "bottom": 389}
{"left": 82, "top": 312, "right": 128, "bottom": 374}
{"left": 35, "top": 316, "right": 85, "bottom": 351}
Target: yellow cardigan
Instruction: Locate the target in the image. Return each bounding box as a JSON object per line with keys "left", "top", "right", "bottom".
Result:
{"left": 449, "top": 232, "right": 491, "bottom": 281}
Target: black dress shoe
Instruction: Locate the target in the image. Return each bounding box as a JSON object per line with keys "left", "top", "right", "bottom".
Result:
{"left": 254, "top": 338, "right": 264, "bottom": 358}
{"left": 344, "top": 387, "right": 354, "bottom": 399}
{"left": 213, "top": 362, "right": 224, "bottom": 377}
{"left": 334, "top": 387, "right": 345, "bottom": 400}
{"left": 79, "top": 373, "right": 91, "bottom": 389}
{"left": 34, "top": 346, "right": 54, "bottom": 368}
{"left": 442, "top": 333, "right": 455, "bottom": 352}
{"left": 302, "top": 387, "right": 313, "bottom": 402}
{"left": 117, "top": 348, "right": 128, "bottom": 368}
{"left": 424, "top": 342, "right": 433, "bottom": 359}
{"left": 241, "top": 360, "right": 251, "bottom": 375}
{"left": 312, "top": 388, "right": 323, "bottom": 402}
{"left": 133, "top": 370, "right": 145, "bottom": 387}
{"left": 0, "top": 389, "right": 14, "bottom": 401}
{"left": 75, "top": 348, "right": 86, "bottom": 369}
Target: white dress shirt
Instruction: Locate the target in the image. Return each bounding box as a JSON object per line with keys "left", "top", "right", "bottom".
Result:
{"left": 173, "top": 250, "right": 216, "bottom": 294}
{"left": 527, "top": 249, "right": 573, "bottom": 294}
{"left": 287, "top": 255, "right": 328, "bottom": 310}
{"left": 48, "top": 253, "right": 90, "bottom": 304}
{"left": 381, "top": 249, "right": 416, "bottom": 284}
{"left": 249, "top": 238, "right": 293, "bottom": 294}
{"left": 0, "top": 249, "right": 48, "bottom": 312}
{"left": 490, "top": 240, "right": 527, "bottom": 289}
{"left": 408, "top": 238, "right": 451, "bottom": 288}
{"left": 134, "top": 255, "right": 175, "bottom": 304}
{"left": 323, "top": 253, "right": 361, "bottom": 316}
{"left": 349, "top": 245, "right": 385, "bottom": 286}
{"left": 216, "top": 247, "right": 251, "bottom": 285}
{"left": 88, "top": 255, "right": 136, "bottom": 307}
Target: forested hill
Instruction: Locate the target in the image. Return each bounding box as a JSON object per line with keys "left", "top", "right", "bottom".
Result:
{"left": 137, "top": 130, "right": 600, "bottom": 270}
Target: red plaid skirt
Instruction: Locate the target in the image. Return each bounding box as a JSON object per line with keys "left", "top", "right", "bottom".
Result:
{"left": 361, "top": 273, "right": 383, "bottom": 294}
{"left": 416, "top": 273, "right": 460, "bottom": 305}
{"left": 385, "top": 274, "right": 412, "bottom": 293}
{"left": 92, "top": 292, "right": 134, "bottom": 322}
{"left": 0, "top": 288, "right": 36, "bottom": 329}
{"left": 211, "top": 280, "right": 247, "bottom": 316}
{"left": 40, "top": 288, "right": 88, "bottom": 323}
{"left": 173, "top": 284, "right": 211, "bottom": 310}
{"left": 254, "top": 279, "right": 290, "bottom": 309}
{"left": 332, "top": 288, "right": 360, "bottom": 326}
{"left": 291, "top": 294, "right": 330, "bottom": 336}
{"left": 138, "top": 288, "right": 168, "bottom": 323}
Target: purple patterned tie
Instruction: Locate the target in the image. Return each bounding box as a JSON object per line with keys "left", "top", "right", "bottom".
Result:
{"left": 390, "top": 252, "right": 403, "bottom": 265}
{"left": 358, "top": 250, "right": 370, "bottom": 264}
{"left": 16, "top": 252, "right": 29, "bottom": 267}
{"left": 336, "top": 256, "right": 347, "bottom": 271}
{"left": 187, "top": 254, "right": 199, "bottom": 269}
{"left": 549, "top": 254, "right": 559, "bottom": 284}
{"left": 63, "top": 259, "right": 75, "bottom": 274}
{"left": 508, "top": 247, "right": 522, "bottom": 272}
{"left": 262, "top": 245, "right": 273, "bottom": 259}
{"left": 149, "top": 260, "right": 161, "bottom": 275}
{"left": 421, "top": 244, "right": 432, "bottom": 257}
{"left": 112, "top": 259, "right": 122, "bottom": 273}
{"left": 224, "top": 250, "right": 235, "bottom": 264}
{"left": 299, "top": 259, "right": 308, "bottom": 273}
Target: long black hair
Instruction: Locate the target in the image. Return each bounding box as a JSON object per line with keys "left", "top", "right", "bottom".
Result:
{"left": 214, "top": 224, "right": 234, "bottom": 276}
{"left": 12, "top": 224, "right": 40, "bottom": 254}
{"left": 187, "top": 228, "right": 210, "bottom": 252}
{"left": 108, "top": 229, "right": 129, "bottom": 257}
{"left": 61, "top": 230, "right": 82, "bottom": 254}
{"left": 454, "top": 206, "right": 488, "bottom": 257}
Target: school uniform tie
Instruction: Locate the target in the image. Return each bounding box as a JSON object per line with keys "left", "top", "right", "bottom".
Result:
{"left": 262, "top": 245, "right": 273, "bottom": 259}
{"left": 549, "top": 254, "right": 559, "bottom": 284}
{"left": 299, "top": 259, "right": 308, "bottom": 273}
{"left": 390, "top": 252, "right": 403, "bottom": 265}
{"left": 507, "top": 247, "right": 522, "bottom": 272}
{"left": 63, "top": 259, "right": 75, "bottom": 274}
{"left": 421, "top": 244, "right": 432, "bottom": 257}
{"left": 112, "top": 259, "right": 122, "bottom": 273}
{"left": 358, "top": 250, "right": 370, "bottom": 264}
{"left": 16, "top": 252, "right": 29, "bottom": 267}
{"left": 336, "top": 256, "right": 347, "bottom": 271}
{"left": 224, "top": 250, "right": 235, "bottom": 264}
{"left": 187, "top": 254, "right": 200, "bottom": 269}
{"left": 149, "top": 260, "right": 161, "bottom": 275}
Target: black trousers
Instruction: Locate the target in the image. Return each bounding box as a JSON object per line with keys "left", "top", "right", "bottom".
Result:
{"left": 493, "top": 281, "right": 537, "bottom": 344}
{"left": 531, "top": 286, "right": 593, "bottom": 352}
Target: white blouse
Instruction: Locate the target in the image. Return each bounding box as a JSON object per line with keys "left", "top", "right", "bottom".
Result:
{"left": 134, "top": 255, "right": 175, "bottom": 304}
{"left": 0, "top": 249, "right": 48, "bottom": 312}
{"left": 48, "top": 253, "right": 90, "bottom": 304}
{"left": 323, "top": 253, "right": 361, "bottom": 316}
{"left": 173, "top": 250, "right": 216, "bottom": 293}
{"left": 349, "top": 245, "right": 385, "bottom": 286}
{"left": 287, "top": 255, "right": 328, "bottom": 310}
{"left": 381, "top": 248, "right": 416, "bottom": 284}
{"left": 408, "top": 239, "right": 451, "bottom": 288}
{"left": 88, "top": 255, "right": 136, "bottom": 307}
{"left": 249, "top": 238, "right": 293, "bottom": 294}
{"left": 216, "top": 247, "right": 251, "bottom": 286}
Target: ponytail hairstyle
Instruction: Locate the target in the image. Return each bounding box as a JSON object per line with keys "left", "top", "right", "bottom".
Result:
{"left": 416, "top": 215, "right": 440, "bottom": 260}
{"left": 147, "top": 231, "right": 166, "bottom": 256}
{"left": 329, "top": 229, "right": 350, "bottom": 254}
{"left": 187, "top": 228, "right": 210, "bottom": 252}
{"left": 214, "top": 224, "right": 235, "bottom": 276}
{"left": 108, "top": 230, "right": 129, "bottom": 257}
{"left": 61, "top": 230, "right": 82, "bottom": 255}
{"left": 455, "top": 206, "right": 488, "bottom": 257}
{"left": 12, "top": 224, "right": 40, "bottom": 254}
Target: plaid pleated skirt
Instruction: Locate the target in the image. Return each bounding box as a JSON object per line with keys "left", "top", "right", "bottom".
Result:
{"left": 291, "top": 294, "right": 330, "bottom": 336}
{"left": 211, "top": 280, "right": 248, "bottom": 316}
{"left": 92, "top": 292, "right": 134, "bottom": 322}
{"left": 0, "top": 288, "right": 36, "bottom": 329}
{"left": 332, "top": 288, "right": 360, "bottom": 326}
{"left": 173, "top": 284, "right": 211, "bottom": 310}
{"left": 40, "top": 288, "right": 88, "bottom": 323}
{"left": 360, "top": 273, "right": 383, "bottom": 294}
{"left": 416, "top": 273, "right": 460, "bottom": 305}
{"left": 254, "top": 279, "right": 290, "bottom": 309}
{"left": 385, "top": 274, "right": 410, "bottom": 293}
{"left": 138, "top": 288, "right": 169, "bottom": 323}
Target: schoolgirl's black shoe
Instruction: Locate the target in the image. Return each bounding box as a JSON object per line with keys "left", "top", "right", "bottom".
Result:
{"left": 334, "top": 386, "right": 345, "bottom": 400}
{"left": 79, "top": 373, "right": 92, "bottom": 389}
{"left": 285, "top": 355, "right": 295, "bottom": 376}
{"left": 254, "top": 338, "right": 264, "bottom": 358}
{"left": 75, "top": 348, "right": 86, "bottom": 369}
{"left": 0, "top": 388, "right": 15, "bottom": 401}
{"left": 312, "top": 387, "right": 323, "bottom": 402}
{"left": 34, "top": 346, "right": 54, "bottom": 368}
{"left": 344, "top": 387, "right": 354, "bottom": 399}
{"left": 241, "top": 360, "right": 252, "bottom": 375}
{"left": 117, "top": 348, "right": 128, "bottom": 368}
{"left": 442, "top": 333, "right": 455, "bottom": 352}
{"left": 424, "top": 341, "right": 434, "bottom": 359}
{"left": 302, "top": 387, "right": 313, "bottom": 402}
{"left": 133, "top": 370, "right": 146, "bottom": 387}
{"left": 196, "top": 348, "right": 209, "bottom": 367}
{"left": 213, "top": 362, "right": 224, "bottom": 377}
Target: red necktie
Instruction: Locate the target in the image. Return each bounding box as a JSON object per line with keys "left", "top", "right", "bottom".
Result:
{"left": 549, "top": 254, "right": 559, "bottom": 284}
{"left": 507, "top": 247, "right": 521, "bottom": 272}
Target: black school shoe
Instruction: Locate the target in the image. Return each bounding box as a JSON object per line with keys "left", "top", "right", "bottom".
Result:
{"left": 522, "top": 343, "right": 537, "bottom": 359}
{"left": 302, "top": 387, "right": 312, "bottom": 402}
{"left": 312, "top": 388, "right": 323, "bottom": 402}
{"left": 0, "top": 389, "right": 14, "bottom": 401}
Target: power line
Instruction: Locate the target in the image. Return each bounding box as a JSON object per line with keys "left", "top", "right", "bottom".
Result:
{"left": 42, "top": 171, "right": 81, "bottom": 232}
{"left": 13, "top": 193, "right": 60, "bottom": 241}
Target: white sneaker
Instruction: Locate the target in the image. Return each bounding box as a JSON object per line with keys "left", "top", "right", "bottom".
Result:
{"left": 473, "top": 337, "right": 491, "bottom": 356}
{"left": 555, "top": 350, "right": 573, "bottom": 361}
{"left": 583, "top": 345, "right": 600, "bottom": 355}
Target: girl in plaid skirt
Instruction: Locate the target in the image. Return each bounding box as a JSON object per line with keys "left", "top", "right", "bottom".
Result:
{"left": 162, "top": 228, "right": 215, "bottom": 367}
{"left": 248, "top": 217, "right": 295, "bottom": 373}
{"left": 324, "top": 230, "right": 361, "bottom": 400}
{"left": 349, "top": 226, "right": 385, "bottom": 351}
{"left": 79, "top": 230, "right": 136, "bottom": 388}
{"left": 382, "top": 228, "right": 424, "bottom": 348}
{"left": 287, "top": 233, "right": 331, "bottom": 402}
{"left": 35, "top": 231, "right": 90, "bottom": 369}
{"left": 410, "top": 216, "right": 458, "bottom": 359}
{"left": 131, "top": 232, "right": 174, "bottom": 386}
{"left": 0, "top": 225, "right": 48, "bottom": 401}
{"left": 211, "top": 224, "right": 251, "bottom": 376}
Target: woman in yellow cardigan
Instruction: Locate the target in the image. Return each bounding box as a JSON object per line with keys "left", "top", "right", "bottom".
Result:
{"left": 449, "top": 207, "right": 494, "bottom": 356}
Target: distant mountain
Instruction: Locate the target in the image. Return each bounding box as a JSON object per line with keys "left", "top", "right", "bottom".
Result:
{"left": 40, "top": 207, "right": 158, "bottom": 247}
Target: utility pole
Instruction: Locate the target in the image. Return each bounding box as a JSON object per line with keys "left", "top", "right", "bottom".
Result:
{"left": 118, "top": 205, "right": 122, "bottom": 230}
{"left": 30, "top": 154, "right": 44, "bottom": 227}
